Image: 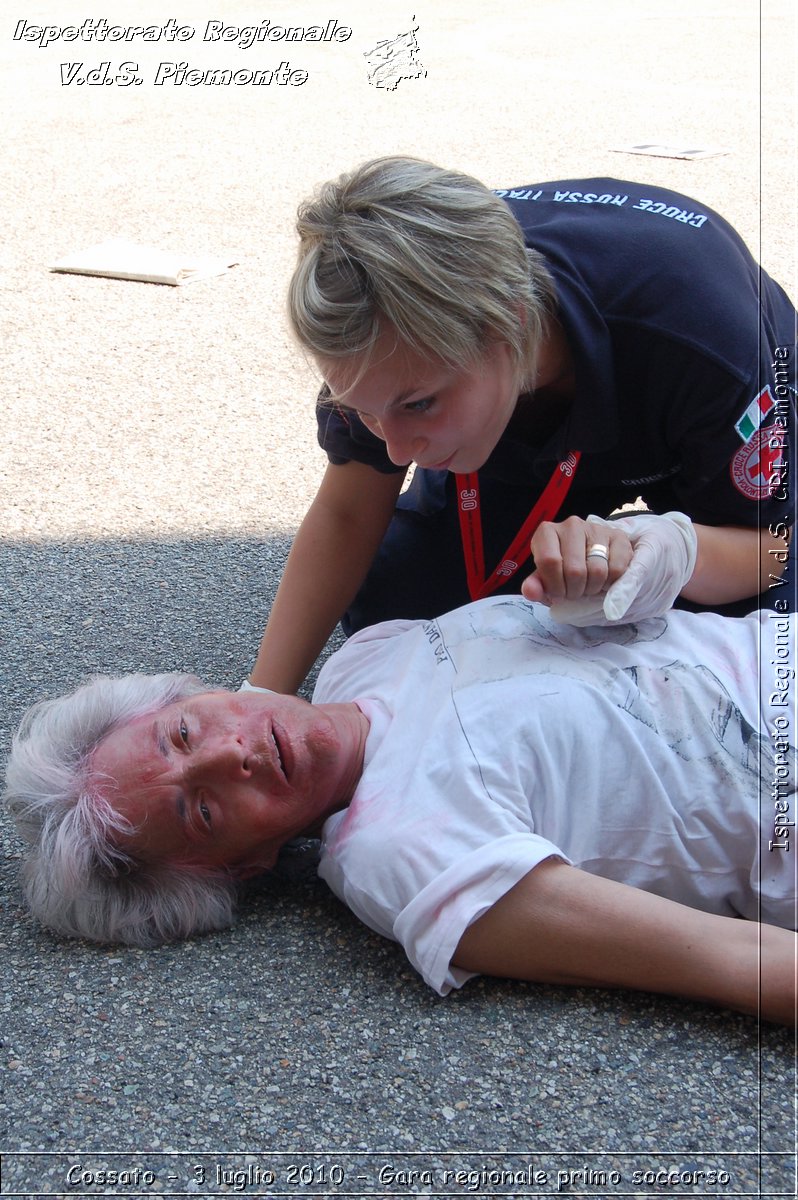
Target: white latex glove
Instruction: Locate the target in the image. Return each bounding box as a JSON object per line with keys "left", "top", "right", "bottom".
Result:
{"left": 239, "top": 679, "right": 277, "bottom": 693}
{"left": 548, "top": 511, "right": 698, "bottom": 626}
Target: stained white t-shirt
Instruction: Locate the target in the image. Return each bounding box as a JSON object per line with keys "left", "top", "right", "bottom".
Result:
{"left": 313, "top": 598, "right": 796, "bottom": 995}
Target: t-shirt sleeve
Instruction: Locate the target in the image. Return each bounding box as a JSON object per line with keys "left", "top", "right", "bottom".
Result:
{"left": 393, "top": 838, "right": 570, "bottom": 994}
{"left": 316, "top": 386, "right": 407, "bottom": 474}
{"left": 319, "top": 821, "right": 569, "bottom": 996}
{"left": 616, "top": 328, "right": 795, "bottom": 531}
{"left": 657, "top": 392, "right": 792, "bottom": 531}
{"left": 501, "top": 180, "right": 796, "bottom": 533}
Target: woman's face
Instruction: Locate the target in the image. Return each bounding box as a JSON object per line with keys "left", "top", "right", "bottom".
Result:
{"left": 320, "top": 331, "right": 520, "bottom": 474}
{"left": 91, "top": 691, "right": 364, "bottom": 874}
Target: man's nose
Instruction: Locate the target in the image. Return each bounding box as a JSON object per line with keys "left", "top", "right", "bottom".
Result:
{"left": 192, "top": 736, "right": 252, "bottom": 779}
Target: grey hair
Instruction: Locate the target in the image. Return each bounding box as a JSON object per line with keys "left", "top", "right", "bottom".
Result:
{"left": 287, "top": 155, "right": 557, "bottom": 393}
{"left": 3, "top": 673, "right": 240, "bottom": 948}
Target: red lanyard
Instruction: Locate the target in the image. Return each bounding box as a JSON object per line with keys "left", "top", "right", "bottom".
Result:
{"left": 455, "top": 452, "right": 581, "bottom": 601}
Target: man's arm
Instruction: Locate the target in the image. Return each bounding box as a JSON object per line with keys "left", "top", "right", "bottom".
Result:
{"left": 249, "top": 461, "right": 405, "bottom": 692}
{"left": 453, "top": 859, "right": 796, "bottom": 1025}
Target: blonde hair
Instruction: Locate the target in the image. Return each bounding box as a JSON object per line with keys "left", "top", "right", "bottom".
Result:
{"left": 287, "top": 156, "right": 557, "bottom": 391}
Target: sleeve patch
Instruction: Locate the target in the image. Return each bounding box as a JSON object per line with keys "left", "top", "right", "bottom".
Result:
{"left": 735, "top": 386, "right": 775, "bottom": 443}
{"left": 730, "top": 424, "right": 787, "bottom": 499}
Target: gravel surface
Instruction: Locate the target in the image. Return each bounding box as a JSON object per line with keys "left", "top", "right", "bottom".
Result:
{"left": 1, "top": 2, "right": 795, "bottom": 1196}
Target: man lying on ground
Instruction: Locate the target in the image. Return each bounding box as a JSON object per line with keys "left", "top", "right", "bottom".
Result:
{"left": 4, "top": 545, "right": 796, "bottom": 1024}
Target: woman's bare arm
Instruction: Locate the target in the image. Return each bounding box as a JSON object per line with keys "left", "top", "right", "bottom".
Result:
{"left": 523, "top": 517, "right": 791, "bottom": 609}
{"left": 250, "top": 461, "right": 405, "bottom": 692}
{"left": 681, "top": 522, "right": 791, "bottom": 605}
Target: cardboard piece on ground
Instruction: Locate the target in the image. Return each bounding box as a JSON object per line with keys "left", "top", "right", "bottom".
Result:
{"left": 611, "top": 142, "right": 731, "bottom": 160}
{"left": 51, "top": 238, "right": 238, "bottom": 285}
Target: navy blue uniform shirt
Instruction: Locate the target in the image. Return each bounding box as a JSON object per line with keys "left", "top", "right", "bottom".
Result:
{"left": 316, "top": 179, "right": 797, "bottom": 627}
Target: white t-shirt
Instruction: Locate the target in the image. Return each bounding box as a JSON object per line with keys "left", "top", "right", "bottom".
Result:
{"left": 313, "top": 598, "right": 796, "bottom": 995}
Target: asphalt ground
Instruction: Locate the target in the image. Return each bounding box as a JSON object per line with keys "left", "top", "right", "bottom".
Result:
{"left": 1, "top": 2, "right": 796, "bottom": 1197}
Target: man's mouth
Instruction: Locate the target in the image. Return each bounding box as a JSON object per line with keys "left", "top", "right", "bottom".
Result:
{"left": 270, "top": 723, "right": 287, "bottom": 780}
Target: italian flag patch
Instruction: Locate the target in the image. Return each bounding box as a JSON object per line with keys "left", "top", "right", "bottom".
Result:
{"left": 735, "top": 387, "right": 775, "bottom": 443}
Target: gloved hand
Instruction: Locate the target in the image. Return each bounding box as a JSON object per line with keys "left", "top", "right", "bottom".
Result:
{"left": 548, "top": 511, "right": 697, "bottom": 626}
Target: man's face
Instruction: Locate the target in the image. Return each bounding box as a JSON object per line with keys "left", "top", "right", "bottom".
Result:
{"left": 321, "top": 331, "right": 519, "bottom": 474}
{"left": 91, "top": 691, "right": 361, "bottom": 874}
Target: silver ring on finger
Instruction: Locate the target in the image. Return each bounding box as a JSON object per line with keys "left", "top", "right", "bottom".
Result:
{"left": 586, "top": 542, "right": 610, "bottom": 563}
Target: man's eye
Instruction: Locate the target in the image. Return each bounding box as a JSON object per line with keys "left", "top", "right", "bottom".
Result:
{"left": 199, "top": 800, "right": 212, "bottom": 827}
{"left": 179, "top": 720, "right": 190, "bottom": 745}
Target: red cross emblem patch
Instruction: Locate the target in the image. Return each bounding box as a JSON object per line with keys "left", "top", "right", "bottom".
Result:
{"left": 730, "top": 424, "right": 786, "bottom": 499}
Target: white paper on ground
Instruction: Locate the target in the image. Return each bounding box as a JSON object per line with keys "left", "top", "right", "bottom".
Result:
{"left": 610, "top": 143, "right": 731, "bottom": 160}
{"left": 51, "top": 238, "right": 238, "bottom": 285}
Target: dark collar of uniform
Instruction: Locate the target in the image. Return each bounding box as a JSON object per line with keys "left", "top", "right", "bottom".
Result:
{"left": 481, "top": 271, "right": 620, "bottom": 483}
